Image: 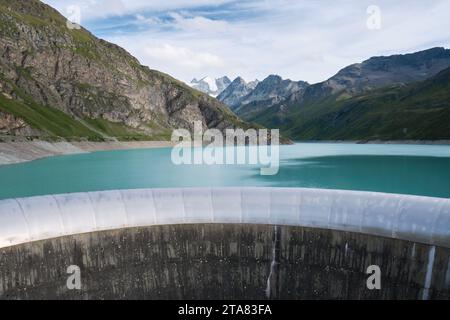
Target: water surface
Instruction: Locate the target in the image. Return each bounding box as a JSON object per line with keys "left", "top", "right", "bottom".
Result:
{"left": 1, "top": 143, "right": 450, "bottom": 199}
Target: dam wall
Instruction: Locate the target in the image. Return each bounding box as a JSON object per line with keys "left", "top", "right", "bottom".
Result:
{"left": 0, "top": 224, "right": 449, "bottom": 300}
{"left": 0, "top": 188, "right": 449, "bottom": 299}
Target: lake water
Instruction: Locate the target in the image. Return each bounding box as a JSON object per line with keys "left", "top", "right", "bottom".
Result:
{"left": 1, "top": 143, "right": 450, "bottom": 200}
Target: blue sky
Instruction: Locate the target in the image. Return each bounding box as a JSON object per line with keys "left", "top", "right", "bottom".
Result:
{"left": 42, "top": 0, "right": 450, "bottom": 84}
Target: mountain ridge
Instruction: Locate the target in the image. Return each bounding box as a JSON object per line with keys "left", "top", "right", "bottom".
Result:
{"left": 253, "top": 66, "right": 450, "bottom": 141}
{"left": 218, "top": 74, "right": 308, "bottom": 117}
{"left": 235, "top": 47, "right": 450, "bottom": 141}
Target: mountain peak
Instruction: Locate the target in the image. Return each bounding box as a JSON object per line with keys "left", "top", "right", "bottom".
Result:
{"left": 233, "top": 77, "right": 246, "bottom": 84}
{"left": 217, "top": 77, "right": 256, "bottom": 109}
{"left": 263, "top": 75, "right": 283, "bottom": 83}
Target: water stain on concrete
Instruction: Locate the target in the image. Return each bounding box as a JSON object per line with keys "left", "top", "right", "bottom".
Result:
{"left": 0, "top": 224, "right": 448, "bottom": 300}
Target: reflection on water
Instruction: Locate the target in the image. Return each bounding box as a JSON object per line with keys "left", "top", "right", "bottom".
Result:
{"left": 1, "top": 143, "right": 450, "bottom": 199}
{"left": 256, "top": 155, "right": 450, "bottom": 198}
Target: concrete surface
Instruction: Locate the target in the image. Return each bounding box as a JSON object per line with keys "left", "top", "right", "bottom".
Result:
{"left": 0, "top": 224, "right": 448, "bottom": 300}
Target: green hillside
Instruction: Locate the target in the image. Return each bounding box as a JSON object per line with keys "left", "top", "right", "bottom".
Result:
{"left": 252, "top": 68, "right": 450, "bottom": 141}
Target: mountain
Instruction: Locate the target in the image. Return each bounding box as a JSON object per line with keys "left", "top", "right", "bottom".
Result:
{"left": 190, "top": 76, "right": 231, "bottom": 97}
{"left": 0, "top": 0, "right": 249, "bottom": 141}
{"left": 215, "top": 76, "right": 232, "bottom": 94}
{"left": 218, "top": 75, "right": 308, "bottom": 117}
{"left": 216, "top": 77, "right": 258, "bottom": 109}
{"left": 244, "top": 48, "right": 450, "bottom": 140}
{"left": 254, "top": 66, "right": 450, "bottom": 141}
{"left": 240, "top": 75, "right": 307, "bottom": 105}
{"left": 298, "top": 47, "right": 450, "bottom": 105}
{"left": 235, "top": 75, "right": 308, "bottom": 117}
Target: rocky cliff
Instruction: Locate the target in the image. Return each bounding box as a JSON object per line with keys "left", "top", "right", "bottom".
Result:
{"left": 0, "top": 0, "right": 249, "bottom": 141}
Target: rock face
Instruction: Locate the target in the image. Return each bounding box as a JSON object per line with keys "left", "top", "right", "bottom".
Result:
{"left": 218, "top": 74, "right": 308, "bottom": 118}
{"left": 190, "top": 76, "right": 231, "bottom": 97}
{"left": 0, "top": 111, "right": 30, "bottom": 135}
{"left": 240, "top": 75, "right": 308, "bottom": 105}
{"left": 0, "top": 0, "right": 248, "bottom": 141}
{"left": 217, "top": 77, "right": 257, "bottom": 110}
{"left": 239, "top": 75, "right": 308, "bottom": 117}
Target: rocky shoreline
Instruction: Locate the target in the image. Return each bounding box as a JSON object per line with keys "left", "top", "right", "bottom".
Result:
{"left": 0, "top": 141, "right": 176, "bottom": 166}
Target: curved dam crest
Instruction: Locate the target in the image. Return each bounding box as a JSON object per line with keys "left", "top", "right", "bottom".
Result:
{"left": 0, "top": 187, "right": 449, "bottom": 249}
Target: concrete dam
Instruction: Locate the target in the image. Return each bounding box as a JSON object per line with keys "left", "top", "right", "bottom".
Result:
{"left": 0, "top": 187, "right": 449, "bottom": 300}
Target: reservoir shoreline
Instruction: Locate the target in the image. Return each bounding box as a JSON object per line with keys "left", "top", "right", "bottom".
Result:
{"left": 1, "top": 139, "right": 450, "bottom": 166}
{"left": 0, "top": 140, "right": 176, "bottom": 166}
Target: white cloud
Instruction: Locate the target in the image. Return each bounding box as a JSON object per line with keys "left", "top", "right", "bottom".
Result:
{"left": 169, "top": 12, "right": 230, "bottom": 33}
{"left": 134, "top": 14, "right": 161, "bottom": 26}
{"left": 42, "top": 0, "right": 450, "bottom": 84}
{"left": 131, "top": 12, "right": 231, "bottom": 33}
{"left": 144, "top": 44, "right": 225, "bottom": 70}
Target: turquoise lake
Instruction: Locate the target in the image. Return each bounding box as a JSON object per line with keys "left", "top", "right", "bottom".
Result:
{"left": 1, "top": 143, "right": 450, "bottom": 200}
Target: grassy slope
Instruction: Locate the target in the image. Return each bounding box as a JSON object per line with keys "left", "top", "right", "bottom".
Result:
{"left": 0, "top": 90, "right": 103, "bottom": 141}
{"left": 84, "top": 118, "right": 173, "bottom": 141}
{"left": 0, "top": 72, "right": 167, "bottom": 141}
{"left": 251, "top": 68, "right": 450, "bottom": 141}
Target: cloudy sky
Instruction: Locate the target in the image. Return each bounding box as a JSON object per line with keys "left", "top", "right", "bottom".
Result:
{"left": 42, "top": 0, "right": 450, "bottom": 84}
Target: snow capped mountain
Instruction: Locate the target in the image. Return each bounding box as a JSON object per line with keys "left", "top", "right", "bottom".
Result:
{"left": 202, "top": 76, "right": 218, "bottom": 92}
{"left": 215, "top": 76, "right": 232, "bottom": 93}
{"left": 190, "top": 76, "right": 231, "bottom": 97}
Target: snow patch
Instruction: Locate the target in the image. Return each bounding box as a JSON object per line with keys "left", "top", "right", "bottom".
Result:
{"left": 201, "top": 76, "right": 218, "bottom": 92}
